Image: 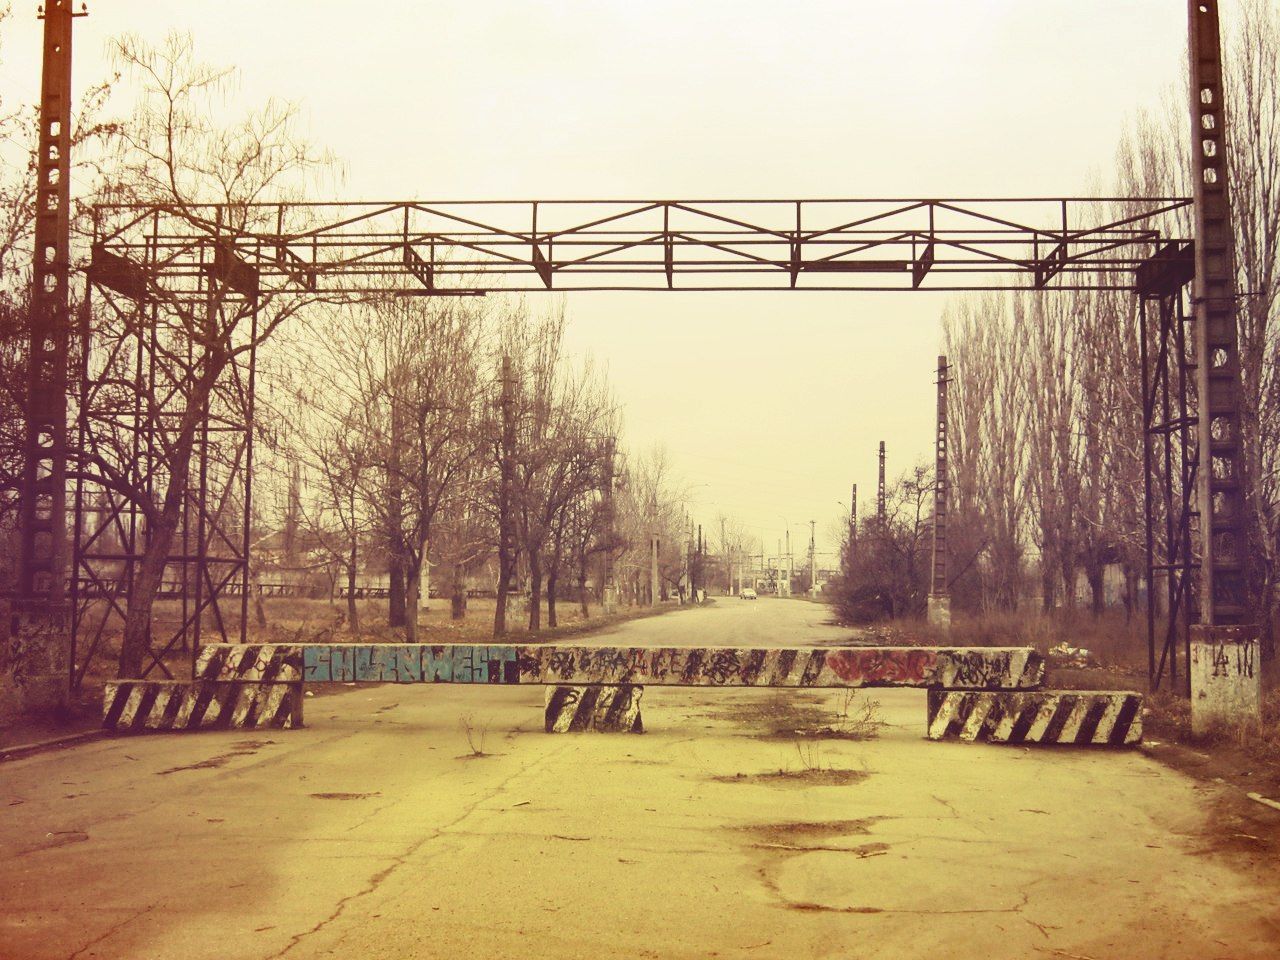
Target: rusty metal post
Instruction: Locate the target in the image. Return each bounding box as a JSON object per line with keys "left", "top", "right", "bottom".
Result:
{"left": 928, "top": 356, "right": 951, "bottom": 631}
{"left": 10, "top": 1, "right": 83, "bottom": 712}
{"left": 1187, "top": 1, "right": 1260, "bottom": 721}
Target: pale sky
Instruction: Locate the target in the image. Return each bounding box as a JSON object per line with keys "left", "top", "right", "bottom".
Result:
{"left": 0, "top": 1, "right": 1190, "bottom": 560}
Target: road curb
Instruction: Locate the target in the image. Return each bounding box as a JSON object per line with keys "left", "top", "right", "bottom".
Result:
{"left": 0, "top": 729, "right": 108, "bottom": 763}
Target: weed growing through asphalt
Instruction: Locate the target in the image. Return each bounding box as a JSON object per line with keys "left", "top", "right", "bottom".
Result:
{"left": 458, "top": 713, "right": 490, "bottom": 758}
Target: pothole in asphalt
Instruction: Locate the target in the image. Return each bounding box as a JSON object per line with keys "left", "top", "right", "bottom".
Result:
{"left": 309, "top": 792, "right": 381, "bottom": 800}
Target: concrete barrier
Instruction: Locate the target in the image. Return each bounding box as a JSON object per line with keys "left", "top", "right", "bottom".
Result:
{"left": 103, "top": 680, "right": 303, "bottom": 732}
{"left": 544, "top": 685, "right": 643, "bottom": 733}
{"left": 194, "top": 643, "right": 1045, "bottom": 690}
{"left": 926, "top": 689, "right": 1142, "bottom": 746}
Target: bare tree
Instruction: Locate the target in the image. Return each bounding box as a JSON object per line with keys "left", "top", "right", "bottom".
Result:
{"left": 82, "top": 34, "right": 329, "bottom": 677}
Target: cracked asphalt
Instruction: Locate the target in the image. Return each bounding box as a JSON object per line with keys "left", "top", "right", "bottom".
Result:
{"left": 3, "top": 599, "right": 1279, "bottom": 959}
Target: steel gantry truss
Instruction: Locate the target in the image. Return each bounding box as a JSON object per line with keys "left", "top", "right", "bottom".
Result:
{"left": 87, "top": 197, "right": 1192, "bottom": 297}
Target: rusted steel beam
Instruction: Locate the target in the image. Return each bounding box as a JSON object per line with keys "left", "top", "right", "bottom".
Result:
{"left": 926, "top": 689, "right": 1142, "bottom": 746}
{"left": 194, "top": 643, "right": 1045, "bottom": 689}
{"left": 102, "top": 680, "right": 303, "bottom": 732}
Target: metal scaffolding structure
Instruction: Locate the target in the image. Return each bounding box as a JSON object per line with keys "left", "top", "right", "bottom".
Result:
{"left": 1137, "top": 243, "right": 1199, "bottom": 691}
{"left": 68, "top": 216, "right": 259, "bottom": 689}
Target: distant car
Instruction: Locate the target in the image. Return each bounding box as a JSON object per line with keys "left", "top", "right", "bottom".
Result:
{"left": 740, "top": 588, "right": 758, "bottom": 600}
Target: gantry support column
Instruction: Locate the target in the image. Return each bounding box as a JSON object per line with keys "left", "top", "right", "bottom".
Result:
{"left": 1187, "top": 1, "right": 1260, "bottom": 730}
{"left": 8, "top": 1, "right": 81, "bottom": 714}
{"left": 928, "top": 356, "right": 951, "bottom": 631}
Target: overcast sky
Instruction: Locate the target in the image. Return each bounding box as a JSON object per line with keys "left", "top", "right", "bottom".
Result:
{"left": 0, "top": 1, "right": 1190, "bottom": 559}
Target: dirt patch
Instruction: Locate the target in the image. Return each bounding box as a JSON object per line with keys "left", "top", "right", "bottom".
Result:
{"left": 15, "top": 830, "right": 90, "bottom": 857}
{"left": 734, "top": 817, "right": 884, "bottom": 844}
{"left": 309, "top": 792, "right": 380, "bottom": 800}
{"left": 704, "top": 691, "right": 882, "bottom": 741}
{"left": 713, "top": 768, "right": 870, "bottom": 787}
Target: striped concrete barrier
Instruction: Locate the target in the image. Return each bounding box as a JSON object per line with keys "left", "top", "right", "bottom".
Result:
{"left": 103, "top": 680, "right": 303, "bottom": 732}
{"left": 926, "top": 689, "right": 1142, "bottom": 746}
{"left": 194, "top": 643, "right": 1045, "bottom": 690}
{"left": 544, "top": 685, "right": 644, "bottom": 733}
{"left": 194, "top": 644, "right": 302, "bottom": 683}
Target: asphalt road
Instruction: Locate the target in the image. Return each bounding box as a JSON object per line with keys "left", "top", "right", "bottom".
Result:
{"left": 3, "top": 599, "right": 1278, "bottom": 959}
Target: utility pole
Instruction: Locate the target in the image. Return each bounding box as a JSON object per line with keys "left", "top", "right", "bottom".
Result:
{"left": 696, "top": 523, "right": 703, "bottom": 602}
{"left": 1186, "top": 1, "right": 1259, "bottom": 728}
{"left": 808, "top": 519, "right": 817, "bottom": 598}
{"left": 877, "top": 441, "right": 887, "bottom": 525}
{"left": 784, "top": 528, "right": 792, "bottom": 597}
{"left": 494, "top": 355, "right": 516, "bottom": 636}
{"left": 776, "top": 539, "right": 783, "bottom": 597}
{"left": 850, "top": 482, "right": 858, "bottom": 557}
{"left": 601, "top": 437, "right": 617, "bottom": 613}
{"left": 13, "top": 0, "right": 83, "bottom": 709}
{"left": 928, "top": 356, "right": 952, "bottom": 632}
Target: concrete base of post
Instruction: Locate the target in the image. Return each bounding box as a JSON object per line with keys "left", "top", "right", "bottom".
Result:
{"left": 927, "top": 594, "right": 952, "bottom": 631}
{"left": 1190, "top": 624, "right": 1262, "bottom": 735}
{"left": 0, "top": 673, "right": 69, "bottom": 721}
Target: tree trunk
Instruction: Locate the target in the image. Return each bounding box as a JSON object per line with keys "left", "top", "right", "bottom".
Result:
{"left": 405, "top": 556, "right": 420, "bottom": 643}
{"left": 119, "top": 379, "right": 209, "bottom": 677}
{"left": 1087, "top": 564, "right": 1105, "bottom": 617}
{"left": 388, "top": 553, "right": 406, "bottom": 627}
{"left": 578, "top": 567, "right": 590, "bottom": 618}
{"left": 547, "top": 569, "right": 558, "bottom": 629}
{"left": 118, "top": 512, "right": 179, "bottom": 678}
{"left": 528, "top": 551, "right": 543, "bottom": 632}
{"left": 451, "top": 562, "right": 466, "bottom": 620}
{"left": 347, "top": 546, "right": 360, "bottom": 634}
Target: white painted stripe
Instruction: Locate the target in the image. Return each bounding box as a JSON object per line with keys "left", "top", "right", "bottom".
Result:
{"left": 147, "top": 688, "right": 172, "bottom": 730}
{"left": 1093, "top": 697, "right": 1125, "bottom": 744}
{"left": 1006, "top": 650, "right": 1028, "bottom": 688}
{"left": 1025, "top": 697, "right": 1061, "bottom": 741}
{"left": 1057, "top": 698, "right": 1092, "bottom": 743}
{"left": 927, "top": 692, "right": 961, "bottom": 739}
{"left": 201, "top": 692, "right": 223, "bottom": 726}
{"left": 231, "top": 686, "right": 255, "bottom": 727}
{"left": 960, "top": 696, "right": 995, "bottom": 741}
{"left": 118, "top": 685, "right": 145, "bottom": 728}
{"left": 175, "top": 687, "right": 198, "bottom": 728}
{"left": 994, "top": 696, "right": 1023, "bottom": 741}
